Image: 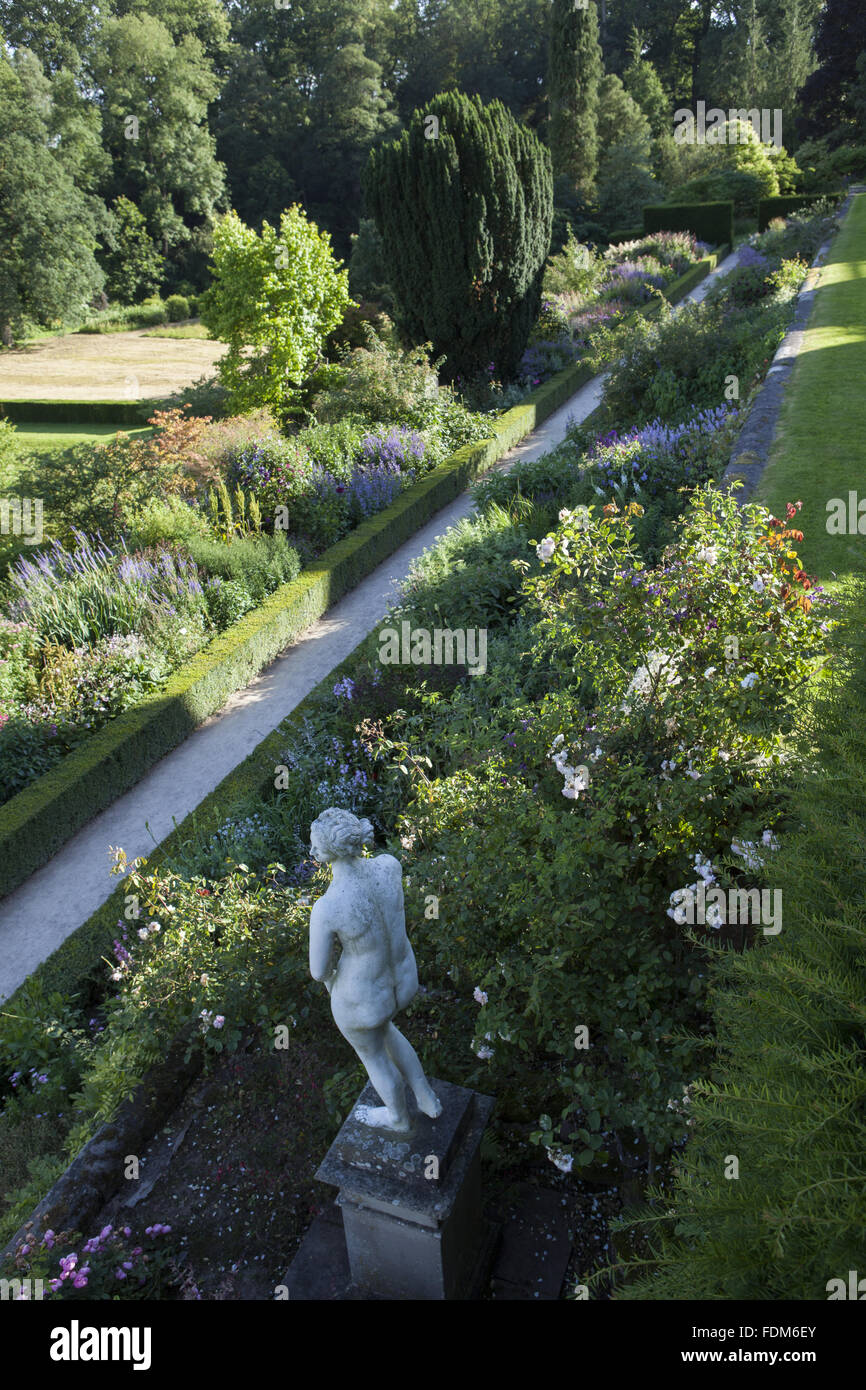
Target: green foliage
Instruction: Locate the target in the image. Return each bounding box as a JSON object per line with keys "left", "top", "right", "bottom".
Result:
{"left": 98, "top": 196, "right": 164, "bottom": 306}
{"left": 644, "top": 202, "right": 734, "bottom": 249}
{"left": 12, "top": 430, "right": 187, "bottom": 544}
{"left": 612, "top": 598, "right": 866, "bottom": 1299}
{"left": 593, "top": 292, "right": 792, "bottom": 428}
{"left": 671, "top": 169, "right": 768, "bottom": 218}
{"left": 347, "top": 218, "right": 395, "bottom": 315}
{"left": 547, "top": 0, "right": 602, "bottom": 197}
{"left": 397, "top": 505, "right": 533, "bottom": 632}
{"left": 543, "top": 230, "right": 601, "bottom": 298}
{"left": 199, "top": 207, "right": 351, "bottom": 416}
{"left": 623, "top": 28, "right": 670, "bottom": 140}
{"left": 186, "top": 533, "right": 301, "bottom": 609}
{"left": 758, "top": 193, "right": 843, "bottom": 232}
{"left": 164, "top": 293, "right": 191, "bottom": 322}
{"left": 0, "top": 46, "right": 105, "bottom": 334}
{"left": 363, "top": 91, "right": 553, "bottom": 383}
{"left": 92, "top": 8, "right": 226, "bottom": 281}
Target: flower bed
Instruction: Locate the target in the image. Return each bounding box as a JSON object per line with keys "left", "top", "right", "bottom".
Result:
{"left": 0, "top": 205, "right": 845, "bottom": 1289}
{"left": 476, "top": 230, "right": 715, "bottom": 405}
{"left": 0, "top": 357, "right": 600, "bottom": 901}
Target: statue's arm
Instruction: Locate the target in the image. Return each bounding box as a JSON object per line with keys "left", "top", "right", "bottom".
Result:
{"left": 309, "top": 903, "right": 338, "bottom": 992}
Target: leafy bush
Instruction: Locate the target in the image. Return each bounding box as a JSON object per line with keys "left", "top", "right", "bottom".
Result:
{"left": 671, "top": 168, "right": 767, "bottom": 217}
{"left": 127, "top": 496, "right": 214, "bottom": 551}
{"left": 185, "top": 532, "right": 301, "bottom": 607}
{"left": 392, "top": 489, "right": 830, "bottom": 1171}
{"left": 164, "top": 294, "right": 190, "bottom": 322}
{"left": 397, "top": 505, "right": 533, "bottom": 632}
{"left": 137, "top": 296, "right": 168, "bottom": 327}
{"left": 613, "top": 601, "right": 866, "bottom": 1300}
{"left": 12, "top": 420, "right": 196, "bottom": 544}
{"left": 590, "top": 290, "right": 796, "bottom": 428}
{"left": 199, "top": 206, "right": 351, "bottom": 417}
{"left": 543, "top": 231, "right": 601, "bottom": 298}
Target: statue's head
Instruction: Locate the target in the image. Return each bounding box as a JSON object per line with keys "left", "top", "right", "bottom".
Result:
{"left": 310, "top": 808, "right": 374, "bottom": 864}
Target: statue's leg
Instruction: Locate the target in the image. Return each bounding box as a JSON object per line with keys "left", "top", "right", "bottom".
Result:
{"left": 343, "top": 1024, "right": 411, "bottom": 1132}
{"left": 385, "top": 1024, "right": 443, "bottom": 1119}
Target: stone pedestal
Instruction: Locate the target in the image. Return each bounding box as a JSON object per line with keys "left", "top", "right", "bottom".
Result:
{"left": 314, "top": 1077, "right": 495, "bottom": 1300}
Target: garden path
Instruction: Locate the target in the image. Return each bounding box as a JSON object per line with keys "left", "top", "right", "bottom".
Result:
{"left": 0, "top": 249, "right": 741, "bottom": 1002}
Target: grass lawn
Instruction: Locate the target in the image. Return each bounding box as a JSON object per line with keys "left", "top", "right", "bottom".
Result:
{"left": 752, "top": 192, "right": 866, "bottom": 588}
{"left": 0, "top": 328, "right": 224, "bottom": 401}
{"left": 12, "top": 422, "right": 153, "bottom": 453}
{"left": 141, "top": 322, "right": 212, "bottom": 339}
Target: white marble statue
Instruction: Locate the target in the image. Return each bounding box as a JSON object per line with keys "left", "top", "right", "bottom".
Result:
{"left": 308, "top": 808, "right": 443, "bottom": 1133}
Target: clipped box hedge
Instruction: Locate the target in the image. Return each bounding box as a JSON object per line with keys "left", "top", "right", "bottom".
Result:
{"left": 0, "top": 250, "right": 719, "bottom": 911}
{"left": 643, "top": 201, "right": 735, "bottom": 250}
{"left": 757, "top": 192, "right": 843, "bottom": 232}
{"left": 0, "top": 399, "right": 158, "bottom": 425}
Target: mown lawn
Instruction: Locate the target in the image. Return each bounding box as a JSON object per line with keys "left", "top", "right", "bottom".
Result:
{"left": 12, "top": 423, "right": 152, "bottom": 454}
{"left": 752, "top": 191, "right": 866, "bottom": 587}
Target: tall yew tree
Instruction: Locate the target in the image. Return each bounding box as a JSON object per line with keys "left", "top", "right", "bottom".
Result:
{"left": 363, "top": 91, "right": 553, "bottom": 383}
{"left": 547, "top": 0, "right": 603, "bottom": 197}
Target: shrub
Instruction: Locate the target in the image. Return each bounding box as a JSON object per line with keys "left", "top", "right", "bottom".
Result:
{"left": 126, "top": 496, "right": 214, "bottom": 551}
{"left": 364, "top": 91, "right": 553, "bottom": 381}
{"left": 590, "top": 292, "right": 794, "bottom": 428}
{"left": 543, "top": 230, "right": 601, "bottom": 298}
{"left": 670, "top": 168, "right": 767, "bottom": 217}
{"left": 613, "top": 601, "right": 866, "bottom": 1300}
{"left": 136, "top": 297, "right": 168, "bottom": 327}
{"left": 164, "top": 294, "right": 190, "bottom": 322}
{"left": 12, "top": 425, "right": 193, "bottom": 544}
{"left": 185, "top": 533, "right": 301, "bottom": 606}
{"left": 399, "top": 489, "right": 829, "bottom": 1172}
{"left": 397, "top": 505, "right": 533, "bottom": 632}
{"left": 199, "top": 207, "right": 351, "bottom": 416}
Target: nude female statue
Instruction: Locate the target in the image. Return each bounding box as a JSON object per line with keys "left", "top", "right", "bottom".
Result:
{"left": 308, "top": 808, "right": 443, "bottom": 1133}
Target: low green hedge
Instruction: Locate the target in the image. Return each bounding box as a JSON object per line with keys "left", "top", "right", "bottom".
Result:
{"left": 757, "top": 192, "right": 843, "bottom": 232}
{"left": 0, "top": 359, "right": 596, "bottom": 903}
{"left": 0, "top": 400, "right": 158, "bottom": 425}
{"left": 643, "top": 201, "right": 735, "bottom": 250}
